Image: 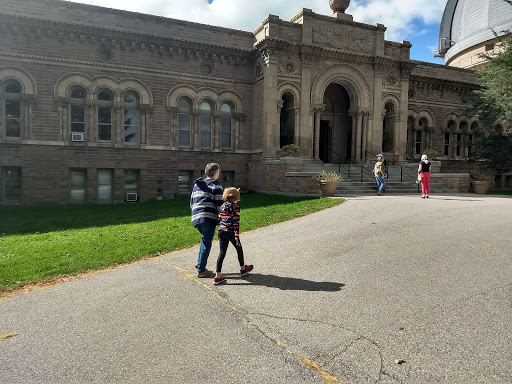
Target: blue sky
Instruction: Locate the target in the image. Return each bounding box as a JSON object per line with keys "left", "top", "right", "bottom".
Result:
{"left": 72, "top": 0, "right": 447, "bottom": 64}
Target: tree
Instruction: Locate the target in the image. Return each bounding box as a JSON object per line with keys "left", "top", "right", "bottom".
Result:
{"left": 472, "top": 134, "right": 512, "bottom": 177}
{"left": 466, "top": 32, "right": 512, "bottom": 130}
{"left": 466, "top": 24, "right": 512, "bottom": 180}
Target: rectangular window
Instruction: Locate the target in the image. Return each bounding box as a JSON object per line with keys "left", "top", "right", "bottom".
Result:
{"left": 415, "top": 131, "right": 422, "bottom": 155}
{"left": 70, "top": 169, "right": 86, "bottom": 202}
{"left": 178, "top": 170, "right": 193, "bottom": 196}
{"left": 70, "top": 105, "right": 85, "bottom": 133}
{"left": 124, "top": 169, "right": 139, "bottom": 193}
{"left": 2, "top": 167, "right": 22, "bottom": 201}
{"left": 98, "top": 106, "right": 112, "bottom": 141}
{"left": 98, "top": 169, "right": 113, "bottom": 201}
{"left": 200, "top": 115, "right": 211, "bottom": 148}
{"left": 456, "top": 133, "right": 462, "bottom": 156}
{"left": 444, "top": 133, "right": 450, "bottom": 156}
{"left": 124, "top": 109, "right": 138, "bottom": 143}
{"left": 5, "top": 100, "right": 21, "bottom": 137}
{"left": 178, "top": 114, "right": 191, "bottom": 146}
{"left": 221, "top": 117, "right": 232, "bottom": 149}
{"left": 467, "top": 135, "right": 473, "bottom": 157}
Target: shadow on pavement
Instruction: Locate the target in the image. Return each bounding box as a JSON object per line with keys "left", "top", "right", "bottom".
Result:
{"left": 222, "top": 273, "right": 345, "bottom": 292}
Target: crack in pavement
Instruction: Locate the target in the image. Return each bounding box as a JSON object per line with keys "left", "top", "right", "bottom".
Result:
{"left": 249, "top": 312, "right": 392, "bottom": 384}
{"left": 159, "top": 258, "right": 346, "bottom": 383}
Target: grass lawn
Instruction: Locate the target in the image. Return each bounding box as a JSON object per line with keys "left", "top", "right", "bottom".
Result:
{"left": 0, "top": 194, "right": 343, "bottom": 293}
{"left": 488, "top": 189, "right": 512, "bottom": 196}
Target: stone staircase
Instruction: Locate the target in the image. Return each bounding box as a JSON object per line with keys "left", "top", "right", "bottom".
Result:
{"left": 289, "top": 163, "right": 457, "bottom": 196}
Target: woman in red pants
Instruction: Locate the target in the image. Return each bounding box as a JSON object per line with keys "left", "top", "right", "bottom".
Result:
{"left": 418, "top": 154, "right": 432, "bottom": 198}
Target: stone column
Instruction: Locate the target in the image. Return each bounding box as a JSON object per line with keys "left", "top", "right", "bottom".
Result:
{"left": 262, "top": 47, "right": 279, "bottom": 158}
{"left": 348, "top": 109, "right": 357, "bottom": 161}
{"left": 355, "top": 111, "right": 363, "bottom": 160}
{"left": 21, "top": 95, "right": 35, "bottom": 140}
{"left": 213, "top": 112, "right": 221, "bottom": 150}
{"left": 399, "top": 64, "right": 414, "bottom": 160}
{"left": 140, "top": 108, "right": 147, "bottom": 145}
{"left": 300, "top": 48, "right": 314, "bottom": 159}
{"left": 59, "top": 99, "right": 68, "bottom": 142}
{"left": 293, "top": 106, "right": 301, "bottom": 147}
{"left": 371, "top": 64, "right": 385, "bottom": 155}
{"left": 276, "top": 99, "right": 284, "bottom": 148}
{"left": 192, "top": 112, "right": 199, "bottom": 150}
{"left": 114, "top": 104, "right": 123, "bottom": 145}
{"left": 312, "top": 105, "right": 325, "bottom": 161}
{"left": 168, "top": 107, "right": 177, "bottom": 148}
{"left": 234, "top": 118, "right": 240, "bottom": 150}
{"left": 362, "top": 112, "right": 370, "bottom": 160}
{"left": 87, "top": 101, "right": 95, "bottom": 142}
{"left": 392, "top": 112, "right": 401, "bottom": 157}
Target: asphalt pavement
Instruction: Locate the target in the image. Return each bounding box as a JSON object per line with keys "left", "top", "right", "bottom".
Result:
{"left": 1, "top": 194, "right": 511, "bottom": 384}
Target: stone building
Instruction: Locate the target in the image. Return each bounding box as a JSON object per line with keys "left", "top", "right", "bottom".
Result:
{"left": 0, "top": 0, "right": 490, "bottom": 204}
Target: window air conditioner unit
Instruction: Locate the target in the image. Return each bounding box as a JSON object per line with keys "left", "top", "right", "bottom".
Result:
{"left": 71, "top": 133, "right": 84, "bottom": 142}
{"left": 125, "top": 192, "right": 138, "bottom": 202}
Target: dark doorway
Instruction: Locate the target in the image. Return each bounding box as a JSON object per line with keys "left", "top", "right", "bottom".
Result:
{"left": 319, "top": 120, "right": 332, "bottom": 163}
{"left": 322, "top": 83, "right": 352, "bottom": 163}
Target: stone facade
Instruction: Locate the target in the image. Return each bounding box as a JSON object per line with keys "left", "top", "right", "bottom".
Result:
{"left": 0, "top": 0, "right": 480, "bottom": 204}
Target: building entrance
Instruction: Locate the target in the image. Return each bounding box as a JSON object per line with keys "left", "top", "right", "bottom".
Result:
{"left": 321, "top": 83, "right": 352, "bottom": 163}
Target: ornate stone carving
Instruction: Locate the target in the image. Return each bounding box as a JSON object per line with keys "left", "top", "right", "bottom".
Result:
{"left": 200, "top": 61, "right": 214, "bottom": 76}
{"left": 97, "top": 47, "right": 113, "bottom": 63}
{"left": 255, "top": 62, "right": 263, "bottom": 79}
{"left": 385, "top": 72, "right": 397, "bottom": 87}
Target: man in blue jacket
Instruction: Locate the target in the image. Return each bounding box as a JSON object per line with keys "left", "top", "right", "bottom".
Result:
{"left": 190, "top": 163, "right": 224, "bottom": 277}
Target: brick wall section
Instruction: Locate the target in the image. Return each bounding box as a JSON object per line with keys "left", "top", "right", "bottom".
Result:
{"left": 0, "top": 144, "right": 250, "bottom": 204}
{"left": 432, "top": 174, "right": 471, "bottom": 193}
{"left": 249, "top": 158, "right": 320, "bottom": 195}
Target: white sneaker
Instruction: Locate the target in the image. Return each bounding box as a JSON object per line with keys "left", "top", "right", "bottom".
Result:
{"left": 421, "top": 194, "right": 425, "bottom": 198}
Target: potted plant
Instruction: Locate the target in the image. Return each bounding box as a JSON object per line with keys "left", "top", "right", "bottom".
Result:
{"left": 423, "top": 149, "right": 438, "bottom": 159}
{"left": 312, "top": 171, "right": 342, "bottom": 197}
{"left": 280, "top": 144, "right": 300, "bottom": 157}
{"left": 471, "top": 172, "right": 494, "bottom": 194}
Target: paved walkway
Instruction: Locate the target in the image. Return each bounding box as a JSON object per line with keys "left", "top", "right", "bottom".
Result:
{"left": 1, "top": 195, "right": 511, "bottom": 384}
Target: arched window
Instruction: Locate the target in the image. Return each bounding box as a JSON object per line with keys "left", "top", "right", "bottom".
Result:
{"left": 123, "top": 91, "right": 139, "bottom": 143}
{"left": 280, "top": 93, "right": 296, "bottom": 148}
{"left": 220, "top": 101, "right": 234, "bottom": 149}
{"left": 70, "top": 87, "right": 86, "bottom": 138}
{"left": 97, "top": 90, "right": 113, "bottom": 141}
{"left": 199, "top": 100, "right": 212, "bottom": 149}
{"left": 178, "top": 97, "right": 192, "bottom": 147}
{"left": 445, "top": 120, "right": 456, "bottom": 157}
{"left": 458, "top": 121, "right": 468, "bottom": 157}
{"left": 4, "top": 80, "right": 22, "bottom": 138}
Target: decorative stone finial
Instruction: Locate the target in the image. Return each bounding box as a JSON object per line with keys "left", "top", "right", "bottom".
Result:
{"left": 329, "top": 0, "right": 350, "bottom": 13}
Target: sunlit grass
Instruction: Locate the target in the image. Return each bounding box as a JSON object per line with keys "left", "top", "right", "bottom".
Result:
{"left": 0, "top": 194, "right": 343, "bottom": 292}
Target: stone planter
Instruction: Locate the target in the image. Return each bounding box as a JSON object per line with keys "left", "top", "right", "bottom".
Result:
{"left": 319, "top": 181, "right": 338, "bottom": 197}
{"left": 473, "top": 181, "right": 490, "bottom": 195}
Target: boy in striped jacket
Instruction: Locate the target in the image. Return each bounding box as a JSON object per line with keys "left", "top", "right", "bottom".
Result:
{"left": 213, "top": 187, "right": 253, "bottom": 285}
{"left": 190, "top": 163, "right": 224, "bottom": 277}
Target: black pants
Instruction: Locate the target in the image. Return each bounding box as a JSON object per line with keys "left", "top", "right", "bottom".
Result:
{"left": 216, "top": 231, "right": 244, "bottom": 273}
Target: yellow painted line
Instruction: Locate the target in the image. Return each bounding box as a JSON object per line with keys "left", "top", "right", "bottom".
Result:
{"left": 160, "top": 258, "right": 345, "bottom": 384}
{"left": 0, "top": 332, "right": 18, "bottom": 340}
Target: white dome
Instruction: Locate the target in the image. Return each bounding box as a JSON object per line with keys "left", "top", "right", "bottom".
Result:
{"left": 438, "top": 0, "right": 512, "bottom": 62}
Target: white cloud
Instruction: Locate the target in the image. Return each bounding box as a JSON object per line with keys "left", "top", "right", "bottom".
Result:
{"left": 67, "top": 0, "right": 447, "bottom": 41}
